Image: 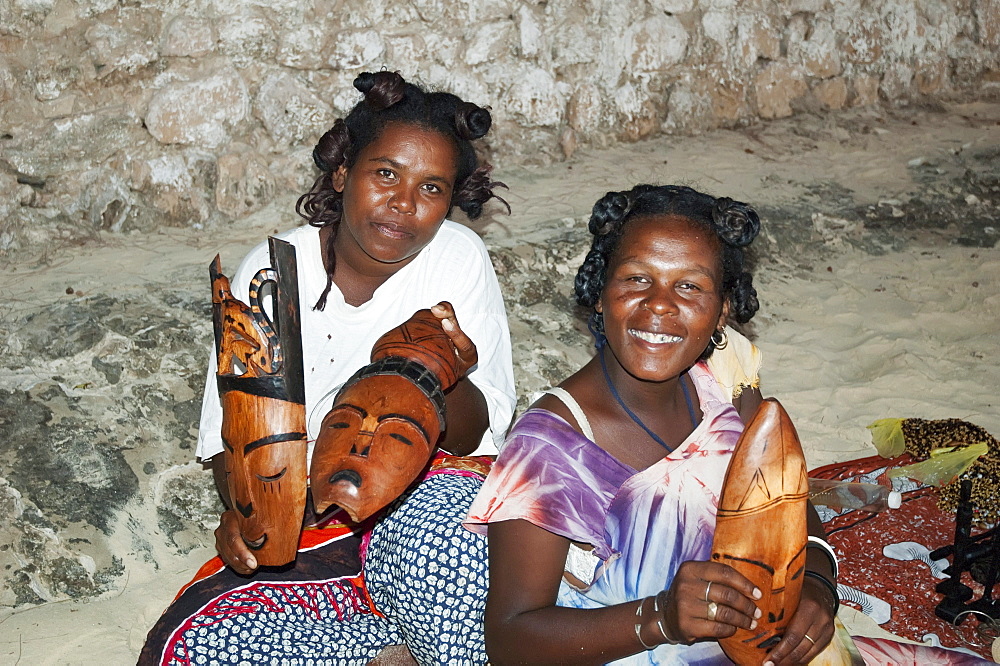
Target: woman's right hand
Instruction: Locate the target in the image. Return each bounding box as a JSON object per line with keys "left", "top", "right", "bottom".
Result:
{"left": 658, "top": 560, "right": 762, "bottom": 643}
{"left": 214, "top": 509, "right": 259, "bottom": 575}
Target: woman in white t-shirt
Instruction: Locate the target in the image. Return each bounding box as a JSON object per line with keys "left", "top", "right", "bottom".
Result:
{"left": 140, "top": 71, "right": 515, "bottom": 665}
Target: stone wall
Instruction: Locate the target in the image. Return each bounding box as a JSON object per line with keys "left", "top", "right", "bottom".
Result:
{"left": 2, "top": 0, "right": 999, "bottom": 255}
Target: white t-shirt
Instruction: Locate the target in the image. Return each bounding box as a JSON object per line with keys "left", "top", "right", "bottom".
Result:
{"left": 196, "top": 220, "right": 516, "bottom": 461}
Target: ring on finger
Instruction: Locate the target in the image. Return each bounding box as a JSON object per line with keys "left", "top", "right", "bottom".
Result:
{"left": 803, "top": 633, "right": 816, "bottom": 645}
{"left": 704, "top": 580, "right": 712, "bottom": 602}
{"left": 707, "top": 601, "right": 719, "bottom": 621}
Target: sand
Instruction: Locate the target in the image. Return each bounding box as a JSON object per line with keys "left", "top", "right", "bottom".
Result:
{"left": 0, "top": 101, "right": 997, "bottom": 663}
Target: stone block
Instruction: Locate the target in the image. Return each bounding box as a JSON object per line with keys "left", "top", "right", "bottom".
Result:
{"left": 614, "top": 81, "right": 660, "bottom": 141}
{"left": 915, "top": 58, "right": 949, "bottom": 95}
{"left": 786, "top": 15, "right": 842, "bottom": 79}
{"left": 517, "top": 4, "right": 546, "bottom": 58}
{"left": 464, "top": 20, "right": 515, "bottom": 66}
{"left": 567, "top": 82, "right": 606, "bottom": 134}
{"left": 160, "top": 16, "right": 214, "bottom": 58}
{"left": 975, "top": 0, "right": 1000, "bottom": 47}
{"left": 254, "top": 71, "right": 332, "bottom": 147}
{"left": 504, "top": 66, "right": 565, "bottom": 128}
{"left": 325, "top": 29, "right": 385, "bottom": 69}
{"left": 842, "top": 15, "right": 884, "bottom": 65}
{"left": 84, "top": 14, "right": 159, "bottom": 74}
{"left": 216, "top": 11, "right": 276, "bottom": 64}
{"left": 276, "top": 23, "right": 328, "bottom": 70}
{"left": 625, "top": 13, "right": 688, "bottom": 73}
{"left": 214, "top": 147, "right": 276, "bottom": 218}
{"left": 812, "top": 76, "right": 848, "bottom": 110}
{"left": 144, "top": 64, "right": 250, "bottom": 148}
{"left": 740, "top": 13, "right": 781, "bottom": 63}
{"left": 850, "top": 73, "right": 880, "bottom": 107}
{"left": 753, "top": 61, "right": 808, "bottom": 119}
{"left": 880, "top": 62, "right": 914, "bottom": 102}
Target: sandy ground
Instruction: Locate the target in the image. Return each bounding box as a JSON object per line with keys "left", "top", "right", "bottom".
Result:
{"left": 1, "top": 102, "right": 998, "bottom": 663}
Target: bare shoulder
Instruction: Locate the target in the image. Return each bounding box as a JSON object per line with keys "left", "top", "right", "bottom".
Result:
{"left": 732, "top": 385, "right": 764, "bottom": 423}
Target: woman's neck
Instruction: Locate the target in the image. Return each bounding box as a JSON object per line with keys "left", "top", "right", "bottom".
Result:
{"left": 320, "top": 226, "right": 405, "bottom": 307}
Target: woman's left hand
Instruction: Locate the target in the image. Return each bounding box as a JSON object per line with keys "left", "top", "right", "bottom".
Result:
{"left": 432, "top": 301, "right": 478, "bottom": 377}
{"left": 761, "top": 575, "right": 837, "bottom": 665}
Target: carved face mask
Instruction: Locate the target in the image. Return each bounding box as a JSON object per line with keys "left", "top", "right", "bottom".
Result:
{"left": 211, "top": 238, "right": 307, "bottom": 568}
{"left": 221, "top": 391, "right": 308, "bottom": 566}
{"left": 711, "top": 399, "right": 810, "bottom": 664}
{"left": 310, "top": 358, "right": 444, "bottom": 522}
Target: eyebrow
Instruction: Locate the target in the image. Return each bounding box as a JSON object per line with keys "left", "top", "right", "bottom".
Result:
{"left": 243, "top": 431, "right": 307, "bottom": 455}
{"left": 331, "top": 404, "right": 367, "bottom": 420}
{"left": 368, "top": 157, "right": 453, "bottom": 187}
{"left": 378, "top": 413, "right": 430, "bottom": 442}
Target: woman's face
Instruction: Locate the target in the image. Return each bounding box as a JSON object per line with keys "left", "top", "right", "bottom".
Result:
{"left": 333, "top": 122, "right": 459, "bottom": 270}
{"left": 597, "top": 214, "right": 728, "bottom": 382}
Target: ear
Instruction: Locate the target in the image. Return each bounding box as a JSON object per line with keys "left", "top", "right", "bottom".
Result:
{"left": 331, "top": 165, "right": 348, "bottom": 193}
{"left": 716, "top": 301, "right": 730, "bottom": 332}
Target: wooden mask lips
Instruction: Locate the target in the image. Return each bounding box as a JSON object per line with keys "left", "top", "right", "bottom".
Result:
{"left": 711, "top": 398, "right": 809, "bottom": 665}
{"left": 211, "top": 238, "right": 307, "bottom": 567}
{"left": 310, "top": 309, "right": 461, "bottom": 522}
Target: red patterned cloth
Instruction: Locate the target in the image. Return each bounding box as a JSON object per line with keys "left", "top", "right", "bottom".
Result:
{"left": 810, "top": 454, "right": 996, "bottom": 660}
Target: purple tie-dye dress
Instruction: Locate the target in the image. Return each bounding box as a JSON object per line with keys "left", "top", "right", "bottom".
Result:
{"left": 467, "top": 362, "right": 740, "bottom": 664}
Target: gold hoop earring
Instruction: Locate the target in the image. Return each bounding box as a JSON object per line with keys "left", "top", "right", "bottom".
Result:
{"left": 711, "top": 328, "right": 728, "bottom": 350}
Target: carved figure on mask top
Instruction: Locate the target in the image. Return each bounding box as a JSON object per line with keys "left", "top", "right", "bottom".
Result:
{"left": 711, "top": 398, "right": 810, "bottom": 665}
{"left": 311, "top": 308, "right": 463, "bottom": 523}
{"left": 211, "top": 237, "right": 307, "bottom": 568}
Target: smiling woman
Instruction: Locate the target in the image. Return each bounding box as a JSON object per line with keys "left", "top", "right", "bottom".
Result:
{"left": 139, "top": 71, "right": 515, "bottom": 665}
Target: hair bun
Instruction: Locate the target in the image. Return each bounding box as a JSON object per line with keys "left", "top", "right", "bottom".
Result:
{"left": 312, "top": 119, "right": 350, "bottom": 173}
{"left": 353, "top": 71, "right": 406, "bottom": 110}
{"left": 589, "top": 191, "right": 630, "bottom": 236}
{"left": 455, "top": 102, "right": 492, "bottom": 140}
{"left": 712, "top": 198, "right": 760, "bottom": 247}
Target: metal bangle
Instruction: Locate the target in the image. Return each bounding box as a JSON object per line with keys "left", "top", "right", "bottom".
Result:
{"left": 803, "top": 570, "right": 840, "bottom": 615}
{"left": 806, "top": 536, "right": 840, "bottom": 579}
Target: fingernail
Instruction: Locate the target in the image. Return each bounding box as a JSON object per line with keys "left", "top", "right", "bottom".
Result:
{"left": 441, "top": 318, "right": 454, "bottom": 331}
{"left": 763, "top": 662, "right": 774, "bottom": 666}
{"left": 752, "top": 587, "right": 762, "bottom": 599}
{"left": 751, "top": 620, "right": 757, "bottom": 630}
{"left": 754, "top": 607, "right": 762, "bottom": 619}
{"left": 247, "top": 557, "right": 257, "bottom": 569}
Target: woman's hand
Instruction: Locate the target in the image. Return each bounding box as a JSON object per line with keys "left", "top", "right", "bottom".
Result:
{"left": 659, "top": 561, "right": 762, "bottom": 644}
{"left": 431, "top": 301, "right": 477, "bottom": 378}
{"left": 761, "top": 575, "right": 837, "bottom": 665}
{"left": 214, "top": 509, "right": 259, "bottom": 575}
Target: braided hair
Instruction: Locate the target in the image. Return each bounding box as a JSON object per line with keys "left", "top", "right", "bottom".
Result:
{"left": 574, "top": 184, "right": 760, "bottom": 356}
{"left": 295, "top": 71, "right": 508, "bottom": 310}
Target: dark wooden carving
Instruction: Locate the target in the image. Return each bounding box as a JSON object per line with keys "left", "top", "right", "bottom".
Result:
{"left": 211, "top": 238, "right": 306, "bottom": 567}
{"left": 711, "top": 398, "right": 810, "bottom": 665}
{"left": 310, "top": 309, "right": 461, "bottom": 522}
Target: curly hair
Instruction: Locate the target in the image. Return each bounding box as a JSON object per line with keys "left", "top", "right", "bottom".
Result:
{"left": 295, "top": 71, "right": 508, "bottom": 310}
{"left": 574, "top": 184, "right": 760, "bottom": 356}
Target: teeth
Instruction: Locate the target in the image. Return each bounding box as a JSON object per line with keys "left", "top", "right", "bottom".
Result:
{"left": 629, "top": 329, "right": 682, "bottom": 344}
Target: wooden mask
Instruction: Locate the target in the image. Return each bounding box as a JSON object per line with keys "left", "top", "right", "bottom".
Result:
{"left": 211, "top": 238, "right": 307, "bottom": 567}
{"left": 711, "top": 398, "right": 809, "bottom": 665}
{"left": 311, "top": 309, "right": 461, "bottom": 522}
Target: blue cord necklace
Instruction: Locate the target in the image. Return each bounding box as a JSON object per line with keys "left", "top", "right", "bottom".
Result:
{"left": 599, "top": 347, "right": 698, "bottom": 452}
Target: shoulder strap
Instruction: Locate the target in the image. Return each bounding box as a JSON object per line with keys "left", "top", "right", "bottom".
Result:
{"left": 542, "top": 387, "right": 596, "bottom": 442}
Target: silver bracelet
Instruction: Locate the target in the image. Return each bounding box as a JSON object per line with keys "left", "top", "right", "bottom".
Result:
{"left": 634, "top": 597, "right": 657, "bottom": 650}
{"left": 654, "top": 591, "right": 681, "bottom": 645}
{"left": 807, "top": 535, "right": 839, "bottom": 579}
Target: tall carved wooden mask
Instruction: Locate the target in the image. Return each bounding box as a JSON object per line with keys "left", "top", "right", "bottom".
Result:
{"left": 310, "top": 309, "right": 461, "bottom": 522}
{"left": 711, "top": 398, "right": 810, "bottom": 665}
{"left": 211, "top": 238, "right": 307, "bottom": 567}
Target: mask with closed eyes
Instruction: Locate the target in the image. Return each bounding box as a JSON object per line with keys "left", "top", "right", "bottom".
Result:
{"left": 711, "top": 399, "right": 809, "bottom": 665}
{"left": 310, "top": 309, "right": 461, "bottom": 522}
{"left": 212, "top": 238, "right": 307, "bottom": 567}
